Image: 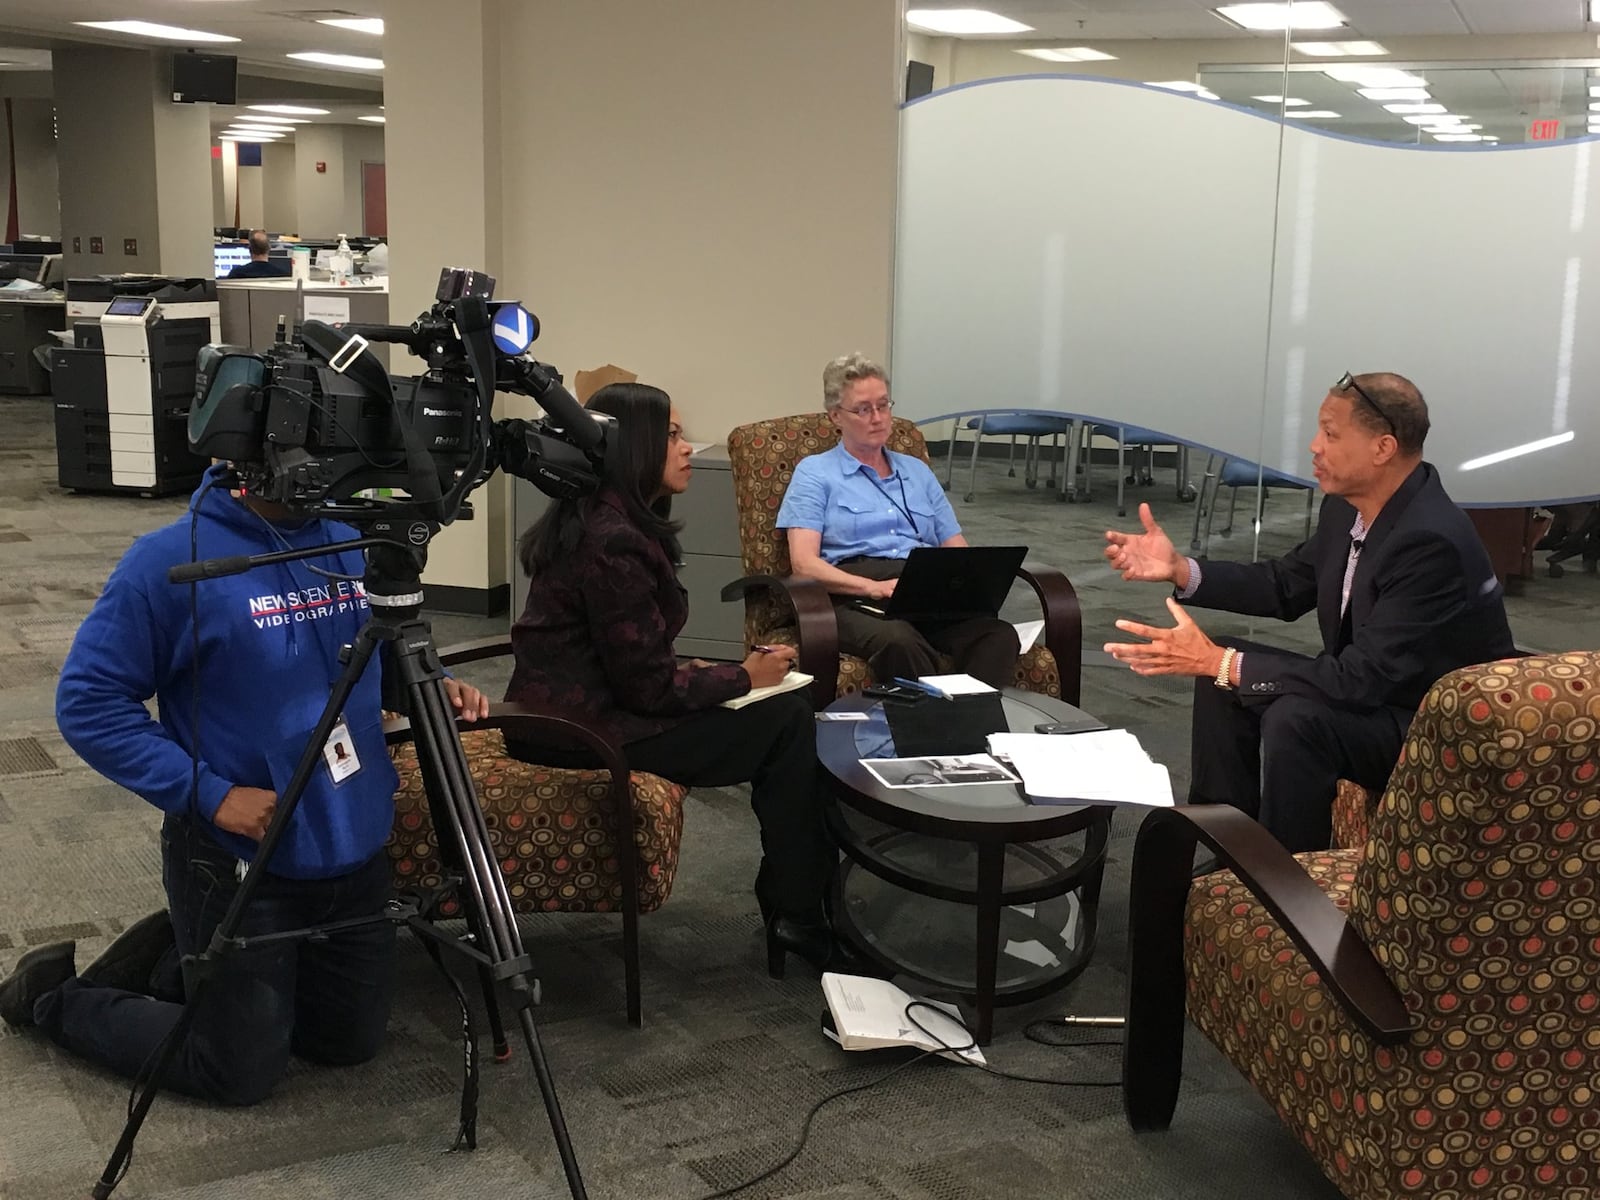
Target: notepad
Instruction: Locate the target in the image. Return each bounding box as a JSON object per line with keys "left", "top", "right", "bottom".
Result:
{"left": 719, "top": 671, "right": 814, "bottom": 710}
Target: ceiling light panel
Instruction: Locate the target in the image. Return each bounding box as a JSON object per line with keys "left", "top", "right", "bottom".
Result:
{"left": 358, "top": 114, "right": 385, "bottom": 122}
{"left": 1015, "top": 47, "right": 1116, "bottom": 62}
{"left": 1324, "top": 67, "right": 1427, "bottom": 87}
{"left": 1356, "top": 88, "right": 1431, "bottom": 101}
{"left": 1384, "top": 103, "right": 1446, "bottom": 114}
{"left": 248, "top": 104, "right": 330, "bottom": 115}
{"left": 1216, "top": 3, "right": 1347, "bottom": 32}
{"left": 906, "top": 9, "right": 1033, "bottom": 35}
{"left": 1282, "top": 110, "right": 1341, "bottom": 118}
{"left": 286, "top": 51, "right": 384, "bottom": 69}
{"left": 1294, "top": 41, "right": 1388, "bottom": 57}
{"left": 316, "top": 17, "right": 384, "bottom": 35}
{"left": 76, "top": 20, "right": 238, "bottom": 43}
{"left": 1253, "top": 95, "right": 1311, "bottom": 105}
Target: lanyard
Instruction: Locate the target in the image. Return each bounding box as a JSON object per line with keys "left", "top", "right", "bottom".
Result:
{"left": 867, "top": 457, "right": 919, "bottom": 539}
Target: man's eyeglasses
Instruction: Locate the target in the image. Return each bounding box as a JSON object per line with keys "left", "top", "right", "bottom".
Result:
{"left": 840, "top": 400, "right": 894, "bottom": 419}
{"left": 1335, "top": 372, "right": 1396, "bottom": 437}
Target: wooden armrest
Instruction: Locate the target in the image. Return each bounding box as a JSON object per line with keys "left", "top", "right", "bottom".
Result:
{"left": 1122, "top": 804, "right": 1413, "bottom": 1131}
{"left": 721, "top": 573, "right": 840, "bottom": 706}
{"left": 436, "top": 635, "right": 513, "bottom": 666}
{"left": 1014, "top": 562, "right": 1083, "bottom": 705}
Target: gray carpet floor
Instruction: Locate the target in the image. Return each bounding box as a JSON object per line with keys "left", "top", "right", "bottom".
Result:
{"left": 2, "top": 395, "right": 1591, "bottom": 1200}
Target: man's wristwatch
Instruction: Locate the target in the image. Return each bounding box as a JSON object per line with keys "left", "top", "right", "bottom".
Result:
{"left": 1214, "top": 647, "right": 1238, "bottom": 690}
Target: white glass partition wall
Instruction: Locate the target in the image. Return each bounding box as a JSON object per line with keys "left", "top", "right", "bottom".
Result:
{"left": 895, "top": 7, "right": 1600, "bottom": 647}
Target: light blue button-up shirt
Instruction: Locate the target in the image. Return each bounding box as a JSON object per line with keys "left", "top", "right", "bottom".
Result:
{"left": 775, "top": 443, "right": 961, "bottom": 564}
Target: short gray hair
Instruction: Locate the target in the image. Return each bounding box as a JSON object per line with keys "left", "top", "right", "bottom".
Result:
{"left": 822, "top": 353, "right": 888, "bottom": 411}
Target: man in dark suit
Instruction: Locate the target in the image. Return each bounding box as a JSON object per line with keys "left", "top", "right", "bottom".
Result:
{"left": 1103, "top": 372, "right": 1515, "bottom": 851}
{"left": 225, "top": 230, "right": 290, "bottom": 279}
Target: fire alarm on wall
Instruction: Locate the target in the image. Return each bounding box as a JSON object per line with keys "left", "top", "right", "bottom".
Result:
{"left": 316, "top": 161, "right": 327, "bottom": 173}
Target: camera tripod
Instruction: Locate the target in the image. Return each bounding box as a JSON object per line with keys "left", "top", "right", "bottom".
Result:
{"left": 92, "top": 527, "right": 588, "bottom": 1200}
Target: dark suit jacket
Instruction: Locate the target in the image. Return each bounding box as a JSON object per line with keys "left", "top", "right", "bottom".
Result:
{"left": 506, "top": 490, "right": 749, "bottom": 746}
{"left": 1187, "top": 462, "right": 1515, "bottom": 713}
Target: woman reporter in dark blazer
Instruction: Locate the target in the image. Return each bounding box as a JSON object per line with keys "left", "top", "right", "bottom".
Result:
{"left": 505, "top": 382, "right": 862, "bottom": 977}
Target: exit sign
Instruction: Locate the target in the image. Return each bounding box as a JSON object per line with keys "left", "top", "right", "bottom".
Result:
{"left": 1530, "top": 119, "right": 1562, "bottom": 141}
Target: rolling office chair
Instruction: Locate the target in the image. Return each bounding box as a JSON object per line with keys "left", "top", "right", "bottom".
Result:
{"left": 1066, "top": 422, "right": 1196, "bottom": 517}
{"left": 941, "top": 412, "right": 1074, "bottom": 503}
{"left": 1188, "top": 454, "right": 1315, "bottom": 559}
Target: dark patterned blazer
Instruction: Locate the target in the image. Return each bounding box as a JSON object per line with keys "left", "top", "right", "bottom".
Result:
{"left": 506, "top": 489, "right": 749, "bottom": 746}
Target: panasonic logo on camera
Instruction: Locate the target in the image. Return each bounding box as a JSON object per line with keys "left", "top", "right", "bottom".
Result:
{"left": 421, "top": 407, "right": 458, "bottom": 418}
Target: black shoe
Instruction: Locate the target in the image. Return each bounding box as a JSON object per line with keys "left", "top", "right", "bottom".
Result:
{"left": 0, "top": 942, "right": 76, "bottom": 1027}
{"left": 764, "top": 916, "right": 884, "bottom": 980}
{"left": 80, "top": 911, "right": 175, "bottom": 993}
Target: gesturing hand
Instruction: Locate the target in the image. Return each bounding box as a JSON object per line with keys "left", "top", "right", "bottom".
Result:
{"left": 1104, "top": 597, "right": 1223, "bottom": 679}
{"left": 214, "top": 785, "right": 277, "bottom": 842}
{"left": 1104, "top": 502, "right": 1186, "bottom": 586}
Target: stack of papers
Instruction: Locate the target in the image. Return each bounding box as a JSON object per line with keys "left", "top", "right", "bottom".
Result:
{"left": 987, "top": 729, "right": 1173, "bottom": 808}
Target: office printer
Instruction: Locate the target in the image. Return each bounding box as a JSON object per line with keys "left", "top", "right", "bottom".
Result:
{"left": 52, "top": 293, "right": 209, "bottom": 497}
{"left": 66, "top": 275, "right": 220, "bottom": 342}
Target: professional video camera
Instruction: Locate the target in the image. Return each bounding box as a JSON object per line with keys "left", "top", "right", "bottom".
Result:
{"left": 187, "top": 266, "right": 610, "bottom": 524}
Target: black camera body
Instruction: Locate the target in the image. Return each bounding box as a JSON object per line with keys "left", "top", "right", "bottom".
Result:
{"left": 188, "top": 267, "right": 608, "bottom": 522}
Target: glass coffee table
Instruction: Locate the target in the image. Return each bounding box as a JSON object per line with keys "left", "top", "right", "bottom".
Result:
{"left": 815, "top": 688, "right": 1114, "bottom": 1044}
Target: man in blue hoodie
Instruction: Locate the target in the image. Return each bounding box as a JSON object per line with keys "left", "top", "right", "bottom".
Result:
{"left": 0, "top": 465, "right": 488, "bottom": 1105}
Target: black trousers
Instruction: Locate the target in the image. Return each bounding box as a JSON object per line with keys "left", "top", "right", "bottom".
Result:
{"left": 1188, "top": 639, "right": 1410, "bottom": 853}
{"left": 832, "top": 557, "right": 1020, "bottom": 689}
{"left": 513, "top": 692, "right": 835, "bottom": 922}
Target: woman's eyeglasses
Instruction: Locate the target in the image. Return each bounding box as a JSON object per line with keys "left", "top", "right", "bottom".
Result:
{"left": 1335, "top": 372, "right": 1396, "bottom": 437}
{"left": 840, "top": 400, "right": 895, "bottom": 419}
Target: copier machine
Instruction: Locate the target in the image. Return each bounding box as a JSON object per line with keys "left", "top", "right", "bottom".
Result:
{"left": 53, "top": 281, "right": 214, "bottom": 496}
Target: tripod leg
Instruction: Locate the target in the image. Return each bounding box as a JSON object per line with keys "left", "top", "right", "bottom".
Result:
{"left": 477, "top": 962, "right": 512, "bottom": 1062}
{"left": 395, "top": 629, "right": 588, "bottom": 1200}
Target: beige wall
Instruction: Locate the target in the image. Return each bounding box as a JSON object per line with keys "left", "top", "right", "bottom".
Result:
{"left": 293, "top": 124, "right": 347, "bottom": 239}
{"left": 55, "top": 47, "right": 161, "bottom": 275}
{"left": 261, "top": 142, "right": 298, "bottom": 234}
{"left": 385, "top": 0, "right": 902, "bottom": 600}
{"left": 341, "top": 124, "right": 384, "bottom": 236}
{"left": 0, "top": 98, "right": 59, "bottom": 238}
{"left": 387, "top": 0, "right": 506, "bottom": 597}
{"left": 294, "top": 124, "right": 384, "bottom": 238}
{"left": 496, "top": 0, "right": 901, "bottom": 443}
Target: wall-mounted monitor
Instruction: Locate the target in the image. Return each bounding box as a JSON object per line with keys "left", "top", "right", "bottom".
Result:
{"left": 172, "top": 52, "right": 237, "bottom": 104}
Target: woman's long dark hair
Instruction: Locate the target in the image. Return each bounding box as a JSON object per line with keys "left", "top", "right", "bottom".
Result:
{"left": 517, "top": 382, "right": 682, "bottom": 576}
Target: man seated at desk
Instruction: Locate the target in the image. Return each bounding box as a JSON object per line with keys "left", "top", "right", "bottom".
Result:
{"left": 1103, "top": 371, "right": 1516, "bottom": 852}
{"left": 775, "top": 353, "right": 1018, "bottom": 688}
{"left": 225, "top": 230, "right": 289, "bottom": 279}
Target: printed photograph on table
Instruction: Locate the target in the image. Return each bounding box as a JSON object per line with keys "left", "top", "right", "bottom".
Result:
{"left": 861, "top": 754, "right": 1019, "bottom": 789}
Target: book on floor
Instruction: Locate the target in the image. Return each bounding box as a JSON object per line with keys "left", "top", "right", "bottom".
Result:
{"left": 821, "top": 973, "right": 986, "bottom": 1064}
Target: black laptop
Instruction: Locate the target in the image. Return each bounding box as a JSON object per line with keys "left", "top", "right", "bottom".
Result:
{"left": 878, "top": 545, "right": 1027, "bottom": 622}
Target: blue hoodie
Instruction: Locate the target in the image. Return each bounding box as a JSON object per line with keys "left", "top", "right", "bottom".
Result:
{"left": 56, "top": 465, "right": 398, "bottom": 879}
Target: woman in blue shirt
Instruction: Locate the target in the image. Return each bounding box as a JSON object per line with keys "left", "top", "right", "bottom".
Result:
{"left": 776, "top": 354, "right": 1019, "bottom": 687}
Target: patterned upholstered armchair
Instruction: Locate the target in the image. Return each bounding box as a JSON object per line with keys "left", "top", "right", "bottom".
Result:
{"left": 1121, "top": 652, "right": 1600, "bottom": 1200}
{"left": 722, "top": 413, "right": 1083, "bottom": 705}
{"left": 385, "top": 637, "right": 688, "bottom": 1028}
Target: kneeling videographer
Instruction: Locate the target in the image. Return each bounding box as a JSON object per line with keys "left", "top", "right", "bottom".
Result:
{"left": 0, "top": 469, "right": 487, "bottom": 1105}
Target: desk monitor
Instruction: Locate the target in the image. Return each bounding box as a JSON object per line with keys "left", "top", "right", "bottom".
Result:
{"left": 213, "top": 243, "right": 252, "bottom": 278}
{"left": 880, "top": 545, "right": 1027, "bottom": 622}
